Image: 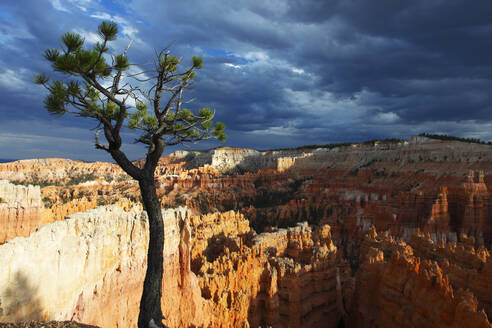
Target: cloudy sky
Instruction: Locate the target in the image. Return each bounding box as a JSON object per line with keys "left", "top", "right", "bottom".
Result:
{"left": 1, "top": 0, "right": 492, "bottom": 161}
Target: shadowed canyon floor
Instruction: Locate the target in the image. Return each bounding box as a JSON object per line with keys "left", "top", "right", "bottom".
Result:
{"left": 0, "top": 136, "right": 491, "bottom": 327}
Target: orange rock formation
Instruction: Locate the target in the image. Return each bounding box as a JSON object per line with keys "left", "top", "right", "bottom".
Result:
{"left": 0, "top": 180, "right": 42, "bottom": 244}
{"left": 0, "top": 137, "right": 491, "bottom": 327}
{"left": 350, "top": 227, "right": 491, "bottom": 328}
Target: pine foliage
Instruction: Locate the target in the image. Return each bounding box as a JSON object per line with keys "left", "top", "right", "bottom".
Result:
{"left": 34, "top": 21, "right": 226, "bottom": 161}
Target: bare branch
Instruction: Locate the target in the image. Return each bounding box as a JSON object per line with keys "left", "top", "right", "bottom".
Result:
{"left": 126, "top": 70, "right": 157, "bottom": 78}
{"left": 134, "top": 135, "right": 152, "bottom": 145}
{"left": 81, "top": 73, "right": 122, "bottom": 106}
{"left": 132, "top": 76, "right": 158, "bottom": 83}
{"left": 152, "top": 53, "right": 168, "bottom": 117}
{"left": 94, "top": 129, "right": 110, "bottom": 151}
{"left": 111, "top": 69, "right": 123, "bottom": 97}
{"left": 172, "top": 87, "right": 184, "bottom": 125}
{"left": 161, "top": 85, "right": 183, "bottom": 118}
{"left": 123, "top": 39, "right": 133, "bottom": 55}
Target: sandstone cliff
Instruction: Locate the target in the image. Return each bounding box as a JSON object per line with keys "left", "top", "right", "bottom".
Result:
{"left": 0, "top": 205, "right": 220, "bottom": 327}
{"left": 0, "top": 180, "right": 42, "bottom": 244}
{"left": 0, "top": 137, "right": 491, "bottom": 327}
{"left": 350, "top": 227, "right": 491, "bottom": 328}
{"left": 0, "top": 206, "right": 148, "bottom": 326}
{"left": 0, "top": 206, "right": 353, "bottom": 328}
{"left": 190, "top": 212, "right": 351, "bottom": 328}
{"left": 0, "top": 159, "right": 124, "bottom": 184}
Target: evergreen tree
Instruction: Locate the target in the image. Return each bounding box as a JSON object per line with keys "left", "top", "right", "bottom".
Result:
{"left": 34, "top": 21, "right": 226, "bottom": 328}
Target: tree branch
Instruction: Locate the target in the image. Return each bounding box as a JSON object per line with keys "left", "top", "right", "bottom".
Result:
{"left": 81, "top": 72, "right": 123, "bottom": 106}
{"left": 110, "top": 148, "right": 143, "bottom": 180}
{"left": 161, "top": 85, "right": 183, "bottom": 118}
{"left": 94, "top": 129, "right": 110, "bottom": 151}
{"left": 153, "top": 54, "right": 167, "bottom": 117}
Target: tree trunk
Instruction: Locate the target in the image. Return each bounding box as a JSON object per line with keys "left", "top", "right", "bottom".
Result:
{"left": 137, "top": 176, "right": 166, "bottom": 328}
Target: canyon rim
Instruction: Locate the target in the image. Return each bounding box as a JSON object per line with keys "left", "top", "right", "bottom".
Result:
{"left": 0, "top": 136, "right": 491, "bottom": 327}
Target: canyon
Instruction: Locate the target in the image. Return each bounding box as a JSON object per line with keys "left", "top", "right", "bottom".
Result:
{"left": 0, "top": 136, "right": 491, "bottom": 327}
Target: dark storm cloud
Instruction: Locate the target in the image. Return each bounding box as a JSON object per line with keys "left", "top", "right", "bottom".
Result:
{"left": 0, "top": 0, "right": 491, "bottom": 160}
{"left": 279, "top": 0, "right": 492, "bottom": 120}
{"left": 127, "top": 0, "right": 492, "bottom": 138}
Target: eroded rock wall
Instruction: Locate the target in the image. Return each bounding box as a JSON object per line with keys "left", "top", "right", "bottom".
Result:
{"left": 190, "top": 214, "right": 351, "bottom": 328}
{"left": 0, "top": 206, "right": 206, "bottom": 327}
{"left": 0, "top": 159, "right": 124, "bottom": 184}
{"left": 2, "top": 139, "right": 491, "bottom": 248}
{"left": 349, "top": 228, "right": 491, "bottom": 328}
{"left": 0, "top": 138, "right": 491, "bottom": 327}
{"left": 0, "top": 180, "right": 42, "bottom": 244}
{"left": 0, "top": 206, "right": 352, "bottom": 328}
{"left": 0, "top": 206, "right": 148, "bottom": 326}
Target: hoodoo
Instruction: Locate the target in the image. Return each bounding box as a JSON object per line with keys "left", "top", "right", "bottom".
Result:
{"left": 0, "top": 137, "right": 491, "bottom": 327}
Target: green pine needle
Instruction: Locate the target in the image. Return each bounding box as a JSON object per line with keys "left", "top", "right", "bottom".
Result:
{"left": 115, "top": 54, "right": 130, "bottom": 71}
{"left": 98, "top": 21, "right": 118, "bottom": 41}
{"left": 62, "top": 32, "right": 84, "bottom": 52}
{"left": 33, "top": 73, "right": 49, "bottom": 85}
{"left": 192, "top": 56, "right": 203, "bottom": 69}
{"left": 44, "top": 49, "right": 60, "bottom": 62}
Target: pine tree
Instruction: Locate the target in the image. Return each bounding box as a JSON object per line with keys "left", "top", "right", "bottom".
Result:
{"left": 34, "top": 21, "right": 226, "bottom": 328}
